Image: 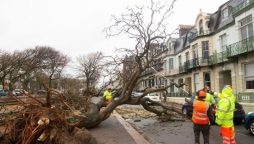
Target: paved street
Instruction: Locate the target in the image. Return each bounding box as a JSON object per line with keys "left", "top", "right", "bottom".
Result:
{"left": 118, "top": 105, "right": 254, "bottom": 144}
{"left": 128, "top": 118, "right": 254, "bottom": 144}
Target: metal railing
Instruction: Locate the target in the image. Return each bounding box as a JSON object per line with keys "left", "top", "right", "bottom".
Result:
{"left": 162, "top": 37, "right": 254, "bottom": 75}
{"left": 184, "top": 58, "right": 210, "bottom": 70}
{"left": 227, "top": 36, "right": 254, "bottom": 57}
{"left": 208, "top": 51, "right": 229, "bottom": 65}
{"left": 233, "top": 0, "right": 254, "bottom": 15}
{"left": 167, "top": 92, "right": 254, "bottom": 103}
{"left": 235, "top": 92, "right": 254, "bottom": 103}
{"left": 167, "top": 92, "right": 192, "bottom": 97}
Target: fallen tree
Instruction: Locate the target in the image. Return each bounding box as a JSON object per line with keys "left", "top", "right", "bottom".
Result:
{"left": 0, "top": 0, "right": 188, "bottom": 143}
{"left": 71, "top": 0, "right": 184, "bottom": 128}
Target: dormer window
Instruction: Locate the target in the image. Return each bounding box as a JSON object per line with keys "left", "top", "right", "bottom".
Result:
{"left": 199, "top": 19, "right": 204, "bottom": 35}
{"left": 221, "top": 7, "right": 229, "bottom": 21}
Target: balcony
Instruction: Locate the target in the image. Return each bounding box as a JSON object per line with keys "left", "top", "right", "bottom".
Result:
{"left": 164, "top": 69, "right": 179, "bottom": 76}
{"left": 232, "top": 0, "right": 254, "bottom": 16}
{"left": 227, "top": 36, "right": 254, "bottom": 57}
{"left": 185, "top": 58, "right": 210, "bottom": 69}
{"left": 141, "top": 69, "right": 154, "bottom": 76}
{"left": 208, "top": 51, "right": 229, "bottom": 65}
{"left": 179, "top": 65, "right": 187, "bottom": 73}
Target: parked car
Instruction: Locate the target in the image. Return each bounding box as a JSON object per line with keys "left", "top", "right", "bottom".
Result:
{"left": 13, "top": 89, "right": 25, "bottom": 96}
{"left": 0, "top": 89, "right": 8, "bottom": 96}
{"left": 145, "top": 92, "right": 161, "bottom": 102}
{"left": 182, "top": 95, "right": 245, "bottom": 124}
{"left": 131, "top": 91, "right": 143, "bottom": 97}
{"left": 244, "top": 112, "right": 254, "bottom": 135}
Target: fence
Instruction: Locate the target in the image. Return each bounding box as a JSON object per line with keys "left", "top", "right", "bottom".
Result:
{"left": 167, "top": 92, "right": 254, "bottom": 103}
{"left": 166, "top": 92, "right": 192, "bottom": 97}
{"left": 236, "top": 92, "right": 254, "bottom": 103}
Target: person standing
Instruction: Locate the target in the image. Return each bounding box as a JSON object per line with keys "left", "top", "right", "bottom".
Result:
{"left": 192, "top": 90, "right": 213, "bottom": 144}
{"left": 215, "top": 85, "right": 236, "bottom": 144}
{"left": 103, "top": 87, "right": 112, "bottom": 105}
{"left": 203, "top": 86, "right": 216, "bottom": 105}
{"left": 203, "top": 86, "right": 217, "bottom": 125}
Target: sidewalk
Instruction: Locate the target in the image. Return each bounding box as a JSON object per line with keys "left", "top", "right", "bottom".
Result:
{"left": 166, "top": 97, "right": 254, "bottom": 113}
{"left": 89, "top": 113, "right": 150, "bottom": 144}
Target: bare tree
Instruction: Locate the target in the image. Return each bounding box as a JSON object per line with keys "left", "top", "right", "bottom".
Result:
{"left": 35, "top": 46, "right": 70, "bottom": 89}
{"left": 32, "top": 46, "right": 69, "bottom": 106}
{"left": 1, "top": 0, "right": 183, "bottom": 131}
{"left": 77, "top": 52, "right": 103, "bottom": 95}
{"left": 0, "top": 51, "right": 13, "bottom": 88}
{"left": 67, "top": 0, "right": 182, "bottom": 128}
{"left": 0, "top": 49, "right": 39, "bottom": 92}
{"left": 59, "top": 74, "right": 84, "bottom": 96}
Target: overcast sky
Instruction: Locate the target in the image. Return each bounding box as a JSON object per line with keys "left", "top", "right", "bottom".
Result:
{"left": 0, "top": 0, "right": 228, "bottom": 74}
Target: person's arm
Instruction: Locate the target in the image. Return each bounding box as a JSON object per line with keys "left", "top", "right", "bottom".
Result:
{"left": 207, "top": 106, "right": 213, "bottom": 123}
{"left": 103, "top": 91, "right": 107, "bottom": 97}
{"left": 210, "top": 94, "right": 216, "bottom": 105}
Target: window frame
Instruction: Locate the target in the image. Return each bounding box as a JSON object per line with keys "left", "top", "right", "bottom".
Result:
{"left": 203, "top": 72, "right": 211, "bottom": 88}
{"left": 239, "top": 15, "right": 253, "bottom": 40}
{"left": 244, "top": 63, "right": 254, "bottom": 90}
{"left": 219, "top": 33, "right": 227, "bottom": 52}
{"left": 202, "top": 41, "right": 209, "bottom": 59}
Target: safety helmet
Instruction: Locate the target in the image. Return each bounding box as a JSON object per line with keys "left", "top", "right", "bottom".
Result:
{"left": 198, "top": 90, "right": 206, "bottom": 98}
{"left": 222, "top": 85, "right": 233, "bottom": 97}
{"left": 223, "top": 85, "right": 232, "bottom": 90}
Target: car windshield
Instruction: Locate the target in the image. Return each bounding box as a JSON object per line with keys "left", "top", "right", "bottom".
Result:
{"left": 149, "top": 93, "right": 157, "bottom": 96}
{"left": 132, "top": 92, "right": 143, "bottom": 97}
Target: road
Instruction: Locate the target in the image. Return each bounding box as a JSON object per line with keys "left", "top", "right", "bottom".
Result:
{"left": 127, "top": 118, "right": 253, "bottom": 144}
{"left": 118, "top": 105, "right": 254, "bottom": 144}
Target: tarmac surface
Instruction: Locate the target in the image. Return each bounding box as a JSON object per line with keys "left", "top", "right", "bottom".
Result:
{"left": 89, "top": 105, "right": 254, "bottom": 144}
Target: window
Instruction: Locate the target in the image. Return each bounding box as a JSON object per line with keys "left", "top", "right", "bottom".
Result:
{"left": 178, "top": 79, "right": 184, "bottom": 93}
{"left": 245, "top": 63, "right": 254, "bottom": 89}
{"left": 150, "top": 79, "right": 155, "bottom": 87}
{"left": 170, "top": 79, "right": 174, "bottom": 93}
{"left": 185, "top": 52, "right": 190, "bottom": 67}
{"left": 193, "top": 44, "right": 199, "bottom": 66}
{"left": 144, "top": 80, "right": 147, "bottom": 87}
{"left": 239, "top": 15, "right": 253, "bottom": 40}
{"left": 178, "top": 55, "right": 182, "bottom": 66}
{"left": 185, "top": 52, "right": 189, "bottom": 61}
{"left": 168, "top": 58, "right": 174, "bottom": 69}
{"left": 203, "top": 72, "right": 211, "bottom": 88}
{"left": 219, "top": 34, "right": 227, "bottom": 52}
{"left": 162, "top": 45, "right": 167, "bottom": 51}
{"left": 164, "top": 60, "right": 167, "bottom": 71}
{"left": 156, "top": 76, "right": 160, "bottom": 85}
{"left": 194, "top": 73, "right": 201, "bottom": 92}
{"left": 202, "top": 41, "right": 209, "bottom": 59}
{"left": 221, "top": 7, "right": 229, "bottom": 21}
{"left": 199, "top": 19, "right": 204, "bottom": 35}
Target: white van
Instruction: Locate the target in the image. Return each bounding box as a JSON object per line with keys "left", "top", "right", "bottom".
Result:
{"left": 145, "top": 92, "right": 161, "bottom": 102}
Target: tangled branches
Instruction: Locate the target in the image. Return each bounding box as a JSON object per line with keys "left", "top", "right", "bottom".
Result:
{"left": 0, "top": 89, "right": 97, "bottom": 144}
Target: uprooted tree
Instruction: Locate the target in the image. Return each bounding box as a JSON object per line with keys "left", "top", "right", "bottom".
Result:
{"left": 72, "top": 0, "right": 184, "bottom": 128}
{"left": 0, "top": 0, "right": 188, "bottom": 143}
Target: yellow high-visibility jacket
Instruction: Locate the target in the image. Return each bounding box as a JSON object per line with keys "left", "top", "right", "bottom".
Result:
{"left": 215, "top": 87, "right": 235, "bottom": 127}
{"left": 195, "top": 93, "right": 216, "bottom": 105}
{"left": 103, "top": 90, "right": 112, "bottom": 100}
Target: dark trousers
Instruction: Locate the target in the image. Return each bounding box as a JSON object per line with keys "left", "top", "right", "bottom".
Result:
{"left": 193, "top": 123, "right": 210, "bottom": 144}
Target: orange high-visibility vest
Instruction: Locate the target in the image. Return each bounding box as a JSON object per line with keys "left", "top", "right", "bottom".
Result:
{"left": 192, "top": 100, "right": 209, "bottom": 124}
